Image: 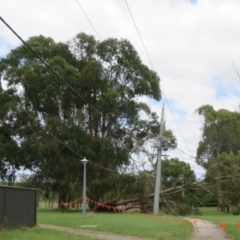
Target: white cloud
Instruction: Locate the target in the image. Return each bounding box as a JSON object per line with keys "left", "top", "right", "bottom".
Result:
{"left": 1, "top": 0, "right": 240, "bottom": 178}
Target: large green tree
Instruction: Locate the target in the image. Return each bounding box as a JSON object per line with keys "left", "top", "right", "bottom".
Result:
{"left": 0, "top": 33, "right": 162, "bottom": 205}
{"left": 196, "top": 105, "right": 240, "bottom": 211}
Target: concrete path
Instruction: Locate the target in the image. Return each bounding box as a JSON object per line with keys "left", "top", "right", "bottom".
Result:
{"left": 187, "top": 218, "right": 230, "bottom": 240}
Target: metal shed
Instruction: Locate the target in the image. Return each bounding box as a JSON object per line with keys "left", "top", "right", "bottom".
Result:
{"left": 0, "top": 185, "right": 37, "bottom": 230}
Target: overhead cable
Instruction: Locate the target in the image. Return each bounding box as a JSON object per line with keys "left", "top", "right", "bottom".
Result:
{"left": 124, "top": 1, "right": 192, "bottom": 156}
{"left": 75, "top": 0, "right": 101, "bottom": 40}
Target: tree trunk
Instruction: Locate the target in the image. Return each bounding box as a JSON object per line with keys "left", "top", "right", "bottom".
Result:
{"left": 58, "top": 191, "right": 67, "bottom": 209}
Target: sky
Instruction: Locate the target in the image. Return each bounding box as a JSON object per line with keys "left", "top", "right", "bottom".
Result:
{"left": 1, "top": 0, "right": 240, "bottom": 178}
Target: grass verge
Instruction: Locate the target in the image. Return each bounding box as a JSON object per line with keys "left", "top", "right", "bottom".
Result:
{"left": 37, "top": 208, "right": 193, "bottom": 240}
{"left": 0, "top": 227, "right": 102, "bottom": 240}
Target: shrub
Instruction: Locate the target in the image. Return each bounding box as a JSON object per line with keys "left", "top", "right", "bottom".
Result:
{"left": 175, "top": 204, "right": 192, "bottom": 216}
{"left": 193, "top": 207, "right": 202, "bottom": 215}
{"left": 231, "top": 206, "right": 240, "bottom": 216}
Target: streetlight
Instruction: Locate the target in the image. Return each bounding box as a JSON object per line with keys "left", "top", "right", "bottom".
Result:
{"left": 81, "top": 157, "right": 88, "bottom": 216}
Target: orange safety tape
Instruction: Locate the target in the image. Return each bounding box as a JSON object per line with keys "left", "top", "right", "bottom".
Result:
{"left": 61, "top": 196, "right": 83, "bottom": 207}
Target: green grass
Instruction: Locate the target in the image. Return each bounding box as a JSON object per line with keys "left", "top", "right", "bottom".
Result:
{"left": 192, "top": 207, "right": 240, "bottom": 240}
{"left": 37, "top": 208, "right": 193, "bottom": 240}
{"left": 0, "top": 227, "right": 102, "bottom": 240}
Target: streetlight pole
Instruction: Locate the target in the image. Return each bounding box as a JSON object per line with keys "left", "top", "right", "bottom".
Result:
{"left": 153, "top": 105, "right": 165, "bottom": 215}
{"left": 81, "top": 157, "right": 88, "bottom": 216}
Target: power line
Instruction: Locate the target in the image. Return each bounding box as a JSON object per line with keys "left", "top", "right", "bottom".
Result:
{"left": 75, "top": 0, "right": 101, "bottom": 41}
{"left": 175, "top": 147, "right": 196, "bottom": 159}
{"left": 163, "top": 92, "right": 192, "bottom": 154}
{"left": 124, "top": 0, "right": 154, "bottom": 71}
{"left": 124, "top": 0, "right": 192, "bottom": 156}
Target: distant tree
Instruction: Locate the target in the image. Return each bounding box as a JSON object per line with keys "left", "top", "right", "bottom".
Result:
{"left": 161, "top": 158, "right": 196, "bottom": 203}
{"left": 196, "top": 105, "right": 240, "bottom": 211}
{"left": 161, "top": 158, "right": 195, "bottom": 187}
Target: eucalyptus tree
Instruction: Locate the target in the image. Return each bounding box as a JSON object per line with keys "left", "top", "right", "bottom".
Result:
{"left": 196, "top": 104, "right": 240, "bottom": 211}
{"left": 0, "top": 32, "right": 162, "bottom": 205}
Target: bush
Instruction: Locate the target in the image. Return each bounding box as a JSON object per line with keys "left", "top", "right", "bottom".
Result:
{"left": 175, "top": 204, "right": 192, "bottom": 215}
{"left": 193, "top": 207, "right": 202, "bottom": 215}
{"left": 231, "top": 206, "right": 240, "bottom": 216}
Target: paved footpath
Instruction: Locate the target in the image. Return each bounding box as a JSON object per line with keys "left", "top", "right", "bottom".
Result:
{"left": 40, "top": 219, "right": 230, "bottom": 240}
{"left": 187, "top": 218, "right": 230, "bottom": 240}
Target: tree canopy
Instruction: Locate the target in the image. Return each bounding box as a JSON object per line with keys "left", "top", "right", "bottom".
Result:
{"left": 196, "top": 104, "right": 240, "bottom": 168}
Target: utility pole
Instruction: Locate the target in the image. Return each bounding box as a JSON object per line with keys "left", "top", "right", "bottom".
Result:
{"left": 182, "top": 173, "right": 185, "bottom": 198}
{"left": 153, "top": 105, "right": 165, "bottom": 215}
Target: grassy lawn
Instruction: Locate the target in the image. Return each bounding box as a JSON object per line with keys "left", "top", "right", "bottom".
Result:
{"left": 193, "top": 207, "right": 240, "bottom": 240}
{"left": 4, "top": 203, "right": 240, "bottom": 239}
{"left": 0, "top": 227, "right": 102, "bottom": 240}
{"left": 37, "top": 208, "right": 193, "bottom": 240}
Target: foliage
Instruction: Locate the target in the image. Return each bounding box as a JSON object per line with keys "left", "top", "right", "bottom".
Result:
{"left": 231, "top": 205, "right": 240, "bottom": 216}
{"left": 196, "top": 105, "right": 240, "bottom": 168}
{"left": 163, "top": 200, "right": 193, "bottom": 216}
{"left": 192, "top": 207, "right": 202, "bottom": 215}
{"left": 0, "top": 89, "right": 20, "bottom": 183}
{"left": 161, "top": 158, "right": 197, "bottom": 205}
{"left": 161, "top": 158, "right": 196, "bottom": 189}
{"left": 174, "top": 203, "right": 192, "bottom": 216}
{"left": 201, "top": 192, "right": 218, "bottom": 207}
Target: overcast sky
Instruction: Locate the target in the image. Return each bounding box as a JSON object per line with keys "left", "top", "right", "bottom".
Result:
{"left": 1, "top": 0, "right": 240, "bottom": 178}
